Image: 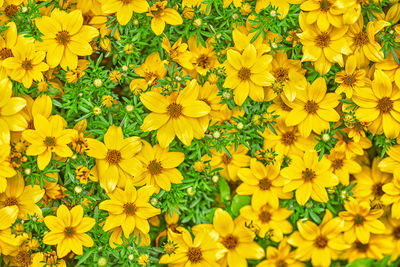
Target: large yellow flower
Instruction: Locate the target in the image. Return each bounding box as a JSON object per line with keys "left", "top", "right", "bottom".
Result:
{"left": 43, "top": 205, "right": 95, "bottom": 258}
{"left": 285, "top": 77, "right": 340, "bottom": 137}
{"left": 288, "top": 210, "right": 349, "bottom": 266}
{"left": 86, "top": 125, "right": 142, "bottom": 192}
{"left": 353, "top": 69, "right": 400, "bottom": 138}
{"left": 147, "top": 1, "right": 183, "bottom": 36}
{"left": 36, "top": 9, "right": 99, "bottom": 70}
{"left": 223, "top": 44, "right": 274, "bottom": 106}
{"left": 381, "top": 170, "right": 400, "bottom": 219}
{"left": 140, "top": 80, "right": 210, "bottom": 147}
{"left": 132, "top": 141, "right": 184, "bottom": 192}
{"left": 281, "top": 150, "right": 338, "bottom": 206}
{"left": 22, "top": 114, "right": 76, "bottom": 170}
{"left": 300, "top": 0, "right": 344, "bottom": 31}
{"left": 99, "top": 182, "right": 160, "bottom": 238}
{"left": 102, "top": 0, "right": 149, "bottom": 26}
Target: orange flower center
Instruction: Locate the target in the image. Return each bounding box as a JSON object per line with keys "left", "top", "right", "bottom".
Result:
{"left": 238, "top": 67, "right": 251, "bottom": 81}
{"left": 4, "top": 197, "right": 18, "bottom": 206}
{"left": 44, "top": 137, "right": 56, "bottom": 147}
{"left": 106, "top": 150, "right": 122, "bottom": 164}
{"left": 122, "top": 0, "right": 132, "bottom": 4}
{"left": 314, "top": 235, "right": 328, "bottom": 248}
{"left": 259, "top": 178, "right": 272, "bottom": 190}
{"left": 56, "top": 30, "right": 71, "bottom": 45}
{"left": 281, "top": 131, "right": 296, "bottom": 145}
{"left": 331, "top": 158, "right": 344, "bottom": 170}
{"left": 167, "top": 103, "right": 183, "bottom": 118}
{"left": 273, "top": 67, "right": 289, "bottom": 82}
{"left": 164, "top": 242, "right": 176, "bottom": 254}
{"left": 394, "top": 226, "right": 400, "bottom": 239}
{"left": 196, "top": 54, "right": 210, "bottom": 69}
{"left": 22, "top": 60, "right": 33, "bottom": 70}
{"left": 377, "top": 97, "right": 393, "bottom": 113}
{"left": 0, "top": 48, "right": 13, "bottom": 60}
{"left": 355, "top": 241, "right": 369, "bottom": 252}
{"left": 144, "top": 72, "right": 159, "bottom": 86}
{"left": 5, "top": 4, "right": 18, "bottom": 18}
{"left": 302, "top": 168, "right": 316, "bottom": 182}
{"left": 123, "top": 202, "right": 137, "bottom": 215}
{"left": 148, "top": 160, "right": 163, "bottom": 175}
{"left": 320, "top": 0, "right": 331, "bottom": 11}
{"left": 372, "top": 183, "right": 384, "bottom": 197}
{"left": 15, "top": 250, "right": 31, "bottom": 266}
{"left": 187, "top": 247, "right": 202, "bottom": 263}
{"left": 343, "top": 75, "right": 356, "bottom": 86}
{"left": 354, "top": 215, "right": 364, "bottom": 225}
{"left": 222, "top": 153, "right": 232, "bottom": 164}
{"left": 305, "top": 100, "right": 319, "bottom": 114}
{"left": 221, "top": 234, "right": 238, "bottom": 249}
{"left": 315, "top": 32, "right": 330, "bottom": 48}
{"left": 64, "top": 227, "right": 75, "bottom": 237}
{"left": 259, "top": 210, "right": 272, "bottom": 223}
{"left": 151, "top": 3, "right": 164, "bottom": 16}
{"left": 353, "top": 32, "right": 369, "bottom": 47}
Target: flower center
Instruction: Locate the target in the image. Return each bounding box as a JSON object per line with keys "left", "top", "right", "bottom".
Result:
{"left": 273, "top": 67, "right": 289, "bottom": 82}
{"left": 305, "top": 100, "right": 319, "bottom": 114}
{"left": 221, "top": 234, "right": 238, "bottom": 250}
{"left": 331, "top": 159, "right": 344, "bottom": 170}
{"left": 314, "top": 235, "right": 328, "bottom": 248}
{"left": 353, "top": 32, "right": 369, "bottom": 47}
{"left": 44, "top": 251, "right": 58, "bottom": 265}
{"left": 377, "top": 97, "right": 393, "bottom": 113}
{"left": 320, "top": 0, "right": 331, "bottom": 11}
{"left": 259, "top": 210, "right": 272, "bottom": 223}
{"left": 302, "top": 168, "right": 316, "bottom": 182}
{"left": 259, "top": 178, "right": 272, "bottom": 190}
{"left": 355, "top": 241, "right": 369, "bottom": 252}
{"left": 372, "top": 183, "right": 384, "bottom": 197}
{"left": 164, "top": 242, "right": 176, "bottom": 254}
{"left": 0, "top": 48, "right": 13, "bottom": 60}
{"left": 187, "top": 247, "right": 202, "bottom": 263}
{"left": 64, "top": 227, "right": 75, "bottom": 237}
{"left": 393, "top": 226, "right": 400, "bottom": 239}
{"left": 281, "top": 131, "right": 296, "bottom": 145}
{"left": 167, "top": 103, "right": 183, "bottom": 118}
{"left": 5, "top": 4, "right": 18, "bottom": 18}
{"left": 4, "top": 197, "right": 18, "bottom": 206}
{"left": 277, "top": 261, "right": 287, "bottom": 267}
{"left": 122, "top": 0, "right": 132, "bottom": 4}
{"left": 197, "top": 54, "right": 210, "bottom": 68}
{"left": 238, "top": 67, "right": 251, "bottom": 81}
{"left": 15, "top": 250, "right": 31, "bottom": 266}
{"left": 222, "top": 153, "right": 232, "bottom": 164}
{"left": 354, "top": 215, "right": 364, "bottom": 225}
{"left": 105, "top": 150, "right": 122, "bottom": 164}
{"left": 123, "top": 202, "right": 137, "bottom": 215}
{"left": 343, "top": 75, "right": 356, "bottom": 86}
{"left": 43, "top": 136, "right": 56, "bottom": 147}
{"left": 56, "top": 30, "right": 71, "bottom": 45}
{"left": 144, "top": 72, "right": 159, "bottom": 86}
{"left": 21, "top": 60, "right": 33, "bottom": 70}
{"left": 315, "top": 32, "right": 330, "bottom": 48}
{"left": 151, "top": 4, "right": 164, "bottom": 16}
{"left": 148, "top": 160, "right": 163, "bottom": 175}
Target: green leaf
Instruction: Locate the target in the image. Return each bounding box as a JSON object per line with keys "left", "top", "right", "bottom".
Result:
{"left": 230, "top": 195, "right": 251, "bottom": 217}
{"left": 345, "top": 258, "right": 374, "bottom": 267}
{"left": 373, "top": 256, "right": 390, "bottom": 267}
{"left": 218, "top": 178, "right": 231, "bottom": 203}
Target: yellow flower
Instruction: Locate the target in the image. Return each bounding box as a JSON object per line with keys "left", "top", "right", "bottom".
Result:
{"left": 300, "top": 0, "right": 344, "bottom": 31}
{"left": 22, "top": 114, "right": 76, "bottom": 170}
{"left": 0, "top": 22, "right": 18, "bottom": 80}
{"left": 223, "top": 44, "right": 274, "bottom": 106}
{"left": 383, "top": 217, "right": 400, "bottom": 260}
{"left": 288, "top": 211, "right": 349, "bottom": 266}
{"left": 159, "top": 226, "right": 227, "bottom": 265}
{"left": 147, "top": 1, "right": 183, "bottom": 36}
{"left": 381, "top": 170, "right": 400, "bottom": 219}
{"left": 198, "top": 82, "right": 224, "bottom": 125}
{"left": 193, "top": 208, "right": 265, "bottom": 266}
{"left": 378, "top": 144, "right": 400, "bottom": 173}
{"left": 376, "top": 50, "right": 400, "bottom": 90}
{"left": 36, "top": 9, "right": 99, "bottom": 70}
{"left": 285, "top": 77, "right": 340, "bottom": 137}
{"left": 187, "top": 35, "right": 218, "bottom": 76}
{"left": 0, "top": 172, "right": 44, "bottom": 220}
{"left": 86, "top": 125, "right": 142, "bottom": 192}
{"left": 2, "top": 37, "right": 49, "bottom": 88}
{"left": 237, "top": 158, "right": 291, "bottom": 208}
{"left": 344, "top": 234, "right": 393, "bottom": 263}
{"left": 162, "top": 37, "right": 193, "bottom": 70}
{"left": 0, "top": 78, "right": 27, "bottom": 144}
{"left": 339, "top": 197, "right": 385, "bottom": 244}
{"left": 209, "top": 144, "right": 251, "bottom": 182}
{"left": 333, "top": 130, "right": 371, "bottom": 159}
{"left": 31, "top": 251, "right": 66, "bottom": 267}
{"left": 132, "top": 140, "right": 184, "bottom": 192}
{"left": 102, "top": 0, "right": 149, "bottom": 26}
{"left": 99, "top": 182, "right": 160, "bottom": 238}
{"left": 0, "top": 206, "right": 21, "bottom": 256}
{"left": 257, "top": 238, "right": 305, "bottom": 267}
{"left": 0, "top": 144, "right": 15, "bottom": 192}
{"left": 328, "top": 150, "right": 361, "bottom": 186}
{"left": 140, "top": 80, "right": 210, "bottom": 147}
{"left": 281, "top": 150, "right": 338, "bottom": 205}
{"left": 43, "top": 205, "right": 95, "bottom": 258}
{"left": 353, "top": 69, "right": 400, "bottom": 138}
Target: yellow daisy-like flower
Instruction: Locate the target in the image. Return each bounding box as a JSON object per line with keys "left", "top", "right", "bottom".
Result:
{"left": 285, "top": 77, "right": 340, "bottom": 137}
{"left": 35, "top": 9, "right": 99, "bottom": 70}
{"left": 102, "top": 0, "right": 149, "bottom": 26}
{"left": 43, "top": 205, "right": 95, "bottom": 258}
{"left": 237, "top": 158, "right": 291, "bottom": 208}
{"left": 147, "top": 1, "right": 183, "bottom": 36}
{"left": 328, "top": 150, "right": 361, "bottom": 186}
{"left": 353, "top": 69, "right": 400, "bottom": 138}
{"left": 281, "top": 150, "right": 338, "bottom": 206}
{"left": 383, "top": 217, "right": 400, "bottom": 260}
{"left": 288, "top": 210, "right": 349, "bottom": 267}
{"left": 0, "top": 144, "right": 16, "bottom": 192}
{"left": 0, "top": 21, "right": 18, "bottom": 80}
{"left": 86, "top": 125, "right": 142, "bottom": 192}
{"left": 99, "top": 182, "right": 161, "bottom": 238}
{"left": 132, "top": 140, "right": 184, "bottom": 192}
{"left": 381, "top": 170, "right": 400, "bottom": 219}
{"left": 339, "top": 197, "right": 385, "bottom": 244}
{"left": 22, "top": 114, "right": 76, "bottom": 170}
{"left": 300, "top": 0, "right": 344, "bottom": 31}
{"left": 257, "top": 238, "right": 305, "bottom": 267}
{"left": 161, "top": 37, "right": 193, "bottom": 70}
{"left": 187, "top": 35, "right": 218, "bottom": 76}
{"left": 140, "top": 80, "right": 210, "bottom": 147}
{"left": 344, "top": 234, "right": 393, "bottom": 263}
{"left": 223, "top": 44, "right": 274, "bottom": 106}
{"left": 2, "top": 37, "right": 49, "bottom": 88}
{"left": 0, "top": 205, "right": 21, "bottom": 256}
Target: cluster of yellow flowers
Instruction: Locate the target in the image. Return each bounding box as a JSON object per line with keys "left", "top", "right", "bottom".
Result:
{"left": 0, "top": 0, "right": 399, "bottom": 266}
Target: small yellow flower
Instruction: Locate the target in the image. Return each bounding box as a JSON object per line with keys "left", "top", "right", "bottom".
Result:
{"left": 147, "top": 1, "right": 183, "bottom": 36}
